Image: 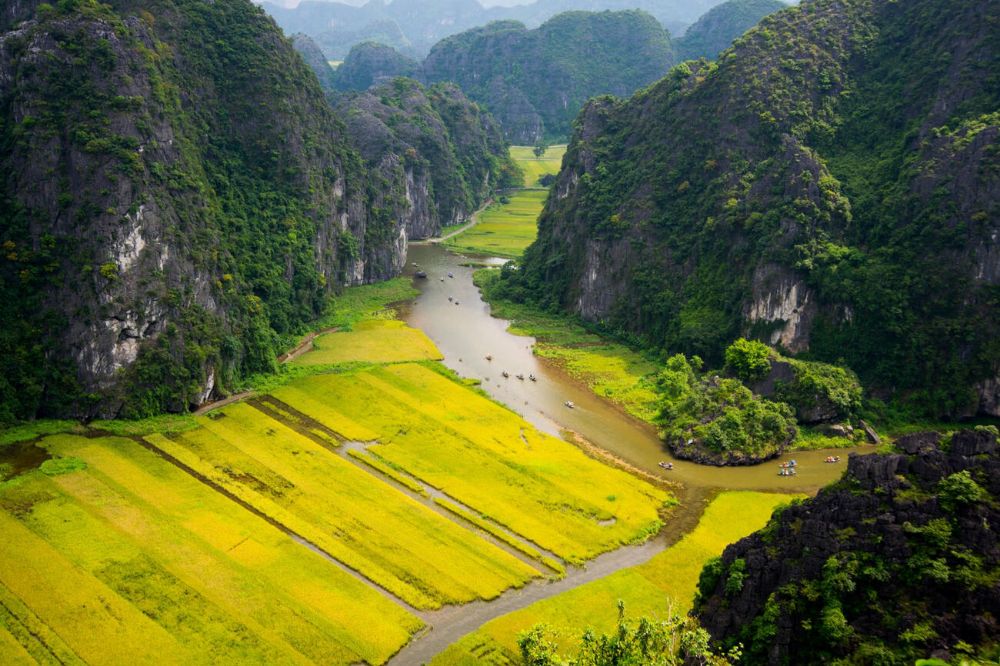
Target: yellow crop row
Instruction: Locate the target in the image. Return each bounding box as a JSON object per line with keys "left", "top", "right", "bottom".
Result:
{"left": 433, "top": 497, "right": 565, "bottom": 576}
{"left": 1, "top": 434, "right": 420, "bottom": 664}
{"left": 147, "top": 403, "right": 540, "bottom": 610}
{"left": 280, "top": 364, "right": 670, "bottom": 564}
{"left": 346, "top": 448, "right": 429, "bottom": 497}
{"left": 431, "top": 491, "right": 800, "bottom": 664}
{"left": 294, "top": 320, "right": 443, "bottom": 366}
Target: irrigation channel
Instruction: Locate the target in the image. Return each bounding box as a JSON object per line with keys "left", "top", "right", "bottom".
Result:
{"left": 385, "top": 242, "right": 862, "bottom": 664}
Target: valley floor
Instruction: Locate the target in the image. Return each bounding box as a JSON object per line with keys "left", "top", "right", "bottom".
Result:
{"left": 0, "top": 284, "right": 672, "bottom": 665}
{"left": 442, "top": 145, "right": 566, "bottom": 259}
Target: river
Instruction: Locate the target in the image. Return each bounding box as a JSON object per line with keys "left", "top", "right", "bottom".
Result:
{"left": 402, "top": 242, "right": 854, "bottom": 496}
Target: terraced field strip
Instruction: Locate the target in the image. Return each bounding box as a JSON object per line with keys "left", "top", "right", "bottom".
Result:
{"left": 509, "top": 145, "right": 567, "bottom": 188}
{"left": 292, "top": 320, "right": 442, "bottom": 366}
{"left": 430, "top": 491, "right": 802, "bottom": 665}
{"left": 332, "top": 440, "right": 564, "bottom": 578}
{"left": 273, "top": 364, "right": 671, "bottom": 566}
{"left": 145, "top": 402, "right": 542, "bottom": 611}
{"left": 444, "top": 190, "right": 548, "bottom": 258}
{"left": 0, "top": 434, "right": 419, "bottom": 665}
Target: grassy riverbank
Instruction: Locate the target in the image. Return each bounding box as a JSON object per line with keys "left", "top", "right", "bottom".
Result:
{"left": 431, "top": 491, "right": 800, "bottom": 665}
{"left": 445, "top": 145, "right": 566, "bottom": 259}
{"left": 0, "top": 279, "right": 672, "bottom": 664}
{"left": 475, "top": 269, "right": 661, "bottom": 423}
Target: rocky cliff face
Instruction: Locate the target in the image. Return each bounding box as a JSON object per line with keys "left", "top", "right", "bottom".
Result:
{"left": 334, "top": 78, "right": 517, "bottom": 241}
{"left": 695, "top": 428, "right": 1000, "bottom": 664}
{"left": 511, "top": 0, "right": 999, "bottom": 416}
{"left": 0, "top": 0, "right": 409, "bottom": 421}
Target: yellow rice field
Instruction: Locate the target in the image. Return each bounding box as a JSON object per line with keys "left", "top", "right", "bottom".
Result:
{"left": 0, "top": 434, "right": 421, "bottom": 665}
{"left": 431, "top": 491, "right": 800, "bottom": 665}
{"left": 509, "top": 145, "right": 567, "bottom": 188}
{"left": 275, "top": 363, "right": 671, "bottom": 564}
{"left": 144, "top": 402, "right": 541, "bottom": 610}
{"left": 445, "top": 190, "right": 548, "bottom": 258}
{"left": 293, "top": 320, "right": 442, "bottom": 366}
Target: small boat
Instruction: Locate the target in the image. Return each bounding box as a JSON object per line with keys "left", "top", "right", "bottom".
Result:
{"left": 454, "top": 301, "right": 460, "bottom": 305}
{"left": 448, "top": 296, "right": 453, "bottom": 302}
{"left": 658, "top": 461, "right": 673, "bottom": 470}
{"left": 412, "top": 262, "right": 419, "bottom": 267}
{"left": 440, "top": 278, "right": 445, "bottom": 282}
{"left": 502, "top": 371, "right": 509, "bottom": 378}
{"left": 485, "top": 355, "right": 493, "bottom": 361}
{"left": 564, "top": 400, "right": 574, "bottom": 409}
{"left": 415, "top": 271, "right": 427, "bottom": 279}
{"left": 515, "top": 374, "right": 524, "bottom": 380}
{"left": 448, "top": 272, "right": 454, "bottom": 278}
{"left": 528, "top": 374, "right": 536, "bottom": 382}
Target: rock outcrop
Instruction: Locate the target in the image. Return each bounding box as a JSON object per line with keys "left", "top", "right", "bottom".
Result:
{"left": 0, "top": 0, "right": 507, "bottom": 422}
{"left": 695, "top": 428, "right": 1000, "bottom": 664}
{"left": 509, "top": 0, "right": 999, "bottom": 416}
{"left": 333, "top": 78, "right": 517, "bottom": 241}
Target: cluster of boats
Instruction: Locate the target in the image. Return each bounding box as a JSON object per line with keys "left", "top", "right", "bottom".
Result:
{"left": 411, "top": 263, "right": 454, "bottom": 282}
{"left": 824, "top": 455, "right": 842, "bottom": 463}
{"left": 778, "top": 460, "right": 798, "bottom": 476}
{"left": 486, "top": 354, "right": 537, "bottom": 382}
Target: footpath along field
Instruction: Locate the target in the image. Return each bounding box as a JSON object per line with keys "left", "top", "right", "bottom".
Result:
{"left": 431, "top": 491, "right": 801, "bottom": 665}
{"left": 445, "top": 145, "right": 566, "bottom": 259}
{"left": 0, "top": 281, "right": 673, "bottom": 664}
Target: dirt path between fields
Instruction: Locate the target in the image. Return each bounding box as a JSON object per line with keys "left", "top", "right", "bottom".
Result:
{"left": 387, "top": 484, "right": 715, "bottom": 665}
{"left": 192, "top": 327, "right": 338, "bottom": 416}
{"left": 422, "top": 198, "right": 494, "bottom": 243}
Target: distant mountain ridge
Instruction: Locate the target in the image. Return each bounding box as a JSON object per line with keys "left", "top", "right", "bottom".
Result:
{"left": 674, "top": 0, "right": 786, "bottom": 60}
{"left": 260, "top": 0, "right": 733, "bottom": 58}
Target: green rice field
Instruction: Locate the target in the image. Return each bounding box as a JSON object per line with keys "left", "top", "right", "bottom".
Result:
{"left": 445, "top": 144, "right": 567, "bottom": 258}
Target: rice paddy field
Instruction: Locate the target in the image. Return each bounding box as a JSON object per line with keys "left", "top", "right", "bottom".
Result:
{"left": 268, "top": 364, "right": 671, "bottom": 565}
{"left": 0, "top": 434, "right": 421, "bottom": 665}
{"left": 444, "top": 190, "right": 548, "bottom": 259}
{"left": 445, "top": 144, "right": 567, "bottom": 259}
{"left": 0, "top": 303, "right": 673, "bottom": 664}
{"left": 509, "top": 145, "right": 567, "bottom": 188}
{"left": 293, "top": 320, "right": 442, "bottom": 366}
{"left": 430, "top": 491, "right": 801, "bottom": 665}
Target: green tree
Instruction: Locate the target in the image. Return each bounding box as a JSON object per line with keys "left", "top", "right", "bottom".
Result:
{"left": 724, "top": 338, "right": 772, "bottom": 383}
{"left": 518, "top": 601, "right": 740, "bottom": 666}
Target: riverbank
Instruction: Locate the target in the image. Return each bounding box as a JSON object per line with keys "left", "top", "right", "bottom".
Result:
{"left": 0, "top": 275, "right": 674, "bottom": 665}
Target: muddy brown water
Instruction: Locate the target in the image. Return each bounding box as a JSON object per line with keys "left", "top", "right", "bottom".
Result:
{"left": 402, "top": 242, "right": 860, "bottom": 495}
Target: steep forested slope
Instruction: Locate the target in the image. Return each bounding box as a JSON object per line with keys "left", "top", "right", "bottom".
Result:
{"left": 334, "top": 41, "right": 421, "bottom": 92}
{"left": 675, "top": 0, "right": 786, "bottom": 61}
{"left": 0, "top": 0, "right": 509, "bottom": 423}
{"left": 423, "top": 10, "right": 674, "bottom": 142}
{"left": 695, "top": 428, "right": 1000, "bottom": 664}
{"left": 291, "top": 32, "right": 337, "bottom": 91}
{"left": 505, "top": 0, "right": 999, "bottom": 417}
{"left": 334, "top": 77, "right": 519, "bottom": 239}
